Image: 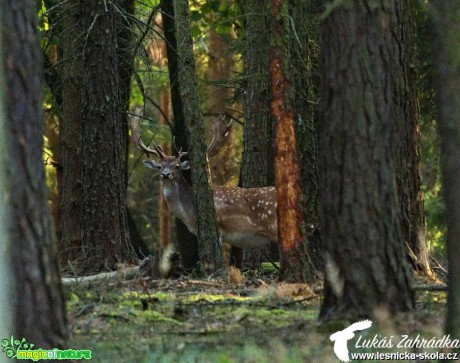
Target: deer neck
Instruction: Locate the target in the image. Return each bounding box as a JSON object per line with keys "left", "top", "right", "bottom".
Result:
{"left": 161, "top": 175, "right": 197, "bottom": 235}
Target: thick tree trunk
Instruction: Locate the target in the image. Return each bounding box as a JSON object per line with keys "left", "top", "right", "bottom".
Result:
{"left": 160, "top": 0, "right": 200, "bottom": 270}
{"left": 0, "top": 4, "right": 12, "bottom": 354}
{"left": 239, "top": 1, "right": 274, "bottom": 192}
{"left": 319, "top": 0, "right": 415, "bottom": 319}
{"left": 1, "top": 0, "right": 67, "bottom": 348}
{"left": 174, "top": 0, "right": 222, "bottom": 271}
{"left": 432, "top": 0, "right": 460, "bottom": 349}
{"left": 80, "top": 0, "right": 135, "bottom": 272}
{"left": 392, "top": 0, "right": 431, "bottom": 276}
{"left": 59, "top": 0, "right": 83, "bottom": 265}
{"left": 289, "top": 0, "right": 323, "bottom": 273}
{"left": 271, "top": 0, "right": 314, "bottom": 283}
{"left": 237, "top": 0, "right": 275, "bottom": 268}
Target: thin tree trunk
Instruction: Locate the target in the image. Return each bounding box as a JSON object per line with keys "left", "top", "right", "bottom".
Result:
{"left": 159, "top": 89, "right": 171, "bottom": 249}
{"left": 432, "top": 0, "right": 460, "bottom": 350}
{"left": 160, "top": 0, "right": 200, "bottom": 270}
{"left": 174, "top": 0, "right": 222, "bottom": 271}
{"left": 2, "top": 0, "right": 67, "bottom": 347}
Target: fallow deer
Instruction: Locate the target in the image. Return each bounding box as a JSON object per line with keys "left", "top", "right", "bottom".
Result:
{"left": 130, "top": 109, "right": 278, "bottom": 249}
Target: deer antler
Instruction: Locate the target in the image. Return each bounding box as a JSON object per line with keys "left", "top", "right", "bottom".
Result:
{"left": 129, "top": 107, "right": 166, "bottom": 159}
{"left": 207, "top": 114, "right": 233, "bottom": 157}
{"left": 172, "top": 137, "right": 189, "bottom": 160}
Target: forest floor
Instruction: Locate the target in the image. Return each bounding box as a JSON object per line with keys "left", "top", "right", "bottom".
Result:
{"left": 66, "top": 264, "right": 449, "bottom": 363}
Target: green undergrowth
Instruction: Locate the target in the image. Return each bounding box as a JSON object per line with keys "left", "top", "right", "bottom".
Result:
{"left": 66, "top": 278, "right": 447, "bottom": 363}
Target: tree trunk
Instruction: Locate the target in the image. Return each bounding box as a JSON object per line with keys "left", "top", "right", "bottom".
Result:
{"left": 160, "top": 0, "right": 200, "bottom": 270}
{"left": 237, "top": 0, "right": 275, "bottom": 268}
{"left": 289, "top": 0, "right": 323, "bottom": 273}
{"left": 80, "top": 0, "right": 135, "bottom": 272}
{"left": 58, "top": 0, "right": 84, "bottom": 266}
{"left": 174, "top": 0, "right": 222, "bottom": 271}
{"left": 0, "top": 4, "right": 12, "bottom": 354}
{"left": 239, "top": 0, "right": 274, "bottom": 193}
{"left": 319, "top": 0, "right": 415, "bottom": 319}
{"left": 432, "top": 0, "right": 460, "bottom": 349}
{"left": 271, "top": 0, "right": 314, "bottom": 283}
{"left": 159, "top": 89, "right": 171, "bottom": 249}
{"left": 1, "top": 0, "right": 67, "bottom": 348}
{"left": 392, "top": 0, "right": 431, "bottom": 276}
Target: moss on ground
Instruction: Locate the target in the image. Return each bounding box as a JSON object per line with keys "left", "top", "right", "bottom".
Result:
{"left": 66, "top": 277, "right": 447, "bottom": 363}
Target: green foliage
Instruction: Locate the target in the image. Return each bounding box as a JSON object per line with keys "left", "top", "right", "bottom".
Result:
{"left": 424, "top": 186, "right": 446, "bottom": 256}
{"left": 190, "top": 0, "right": 239, "bottom": 39}
{"left": 417, "top": 1, "right": 446, "bottom": 257}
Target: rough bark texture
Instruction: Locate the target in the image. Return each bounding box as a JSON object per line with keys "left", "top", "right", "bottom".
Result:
{"left": 289, "top": 0, "right": 323, "bottom": 273}
{"left": 118, "top": 0, "right": 150, "bottom": 258}
{"left": 1, "top": 0, "right": 67, "bottom": 348}
{"left": 0, "top": 0, "right": 12, "bottom": 350}
{"left": 319, "top": 0, "right": 415, "bottom": 319}
{"left": 59, "top": 0, "right": 84, "bottom": 265}
{"left": 432, "top": 0, "right": 460, "bottom": 348}
{"left": 392, "top": 0, "right": 431, "bottom": 276}
{"left": 80, "top": 0, "right": 135, "bottom": 272}
{"left": 240, "top": 1, "right": 274, "bottom": 189}
{"left": 271, "top": 0, "right": 313, "bottom": 283}
{"left": 237, "top": 0, "right": 275, "bottom": 268}
{"left": 174, "top": 0, "right": 222, "bottom": 270}
{"left": 160, "top": 0, "right": 200, "bottom": 270}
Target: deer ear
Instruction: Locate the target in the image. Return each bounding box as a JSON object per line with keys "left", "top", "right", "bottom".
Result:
{"left": 180, "top": 160, "right": 190, "bottom": 170}
{"left": 143, "top": 159, "right": 161, "bottom": 170}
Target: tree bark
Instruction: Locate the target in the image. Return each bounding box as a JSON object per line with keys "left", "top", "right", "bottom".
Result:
{"left": 289, "top": 0, "right": 323, "bottom": 273}
{"left": 0, "top": 3, "right": 12, "bottom": 354}
{"left": 271, "top": 0, "right": 314, "bottom": 283}
{"left": 174, "top": 0, "right": 222, "bottom": 271}
{"left": 392, "top": 0, "right": 431, "bottom": 276}
{"left": 160, "top": 0, "right": 200, "bottom": 270}
{"left": 319, "top": 0, "right": 415, "bottom": 319}
{"left": 1, "top": 0, "right": 67, "bottom": 348}
{"left": 58, "top": 0, "right": 84, "bottom": 265}
{"left": 80, "top": 0, "right": 135, "bottom": 272}
{"left": 432, "top": 0, "right": 460, "bottom": 349}
{"left": 237, "top": 0, "right": 275, "bottom": 268}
